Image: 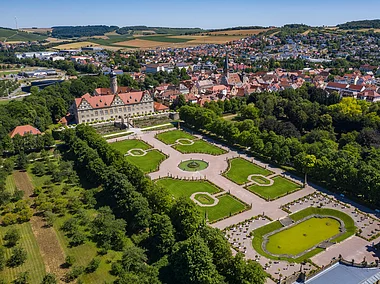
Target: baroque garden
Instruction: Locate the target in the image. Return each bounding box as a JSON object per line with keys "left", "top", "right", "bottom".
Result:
{"left": 106, "top": 126, "right": 380, "bottom": 283}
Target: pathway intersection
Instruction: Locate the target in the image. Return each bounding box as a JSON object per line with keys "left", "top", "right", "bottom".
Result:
{"left": 107, "top": 128, "right": 380, "bottom": 282}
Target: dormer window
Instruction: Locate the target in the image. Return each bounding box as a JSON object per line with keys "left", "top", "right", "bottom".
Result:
{"left": 100, "top": 99, "right": 102, "bottom": 102}
{"left": 105, "top": 103, "right": 107, "bottom": 106}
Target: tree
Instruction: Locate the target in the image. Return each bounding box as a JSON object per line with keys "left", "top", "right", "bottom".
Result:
{"left": 65, "top": 255, "right": 75, "bottom": 267}
{"left": 227, "top": 253, "right": 266, "bottom": 284}
{"left": 294, "top": 153, "right": 316, "bottom": 186}
{"left": 85, "top": 258, "right": 100, "bottom": 273}
{"left": 7, "top": 247, "right": 27, "bottom": 267}
{"left": 148, "top": 213, "right": 175, "bottom": 257}
{"left": 16, "top": 152, "right": 28, "bottom": 170}
{"left": 120, "top": 246, "right": 147, "bottom": 273}
{"left": 32, "top": 161, "right": 46, "bottom": 176}
{"left": 0, "top": 247, "right": 5, "bottom": 271}
{"left": 41, "top": 273, "right": 57, "bottom": 284}
{"left": 13, "top": 271, "right": 29, "bottom": 284}
{"left": 4, "top": 228, "right": 20, "bottom": 247}
{"left": 170, "top": 197, "right": 202, "bottom": 240}
{"left": 169, "top": 235, "right": 224, "bottom": 284}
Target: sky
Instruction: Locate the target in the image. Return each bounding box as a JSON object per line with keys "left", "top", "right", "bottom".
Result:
{"left": 1, "top": 0, "right": 380, "bottom": 29}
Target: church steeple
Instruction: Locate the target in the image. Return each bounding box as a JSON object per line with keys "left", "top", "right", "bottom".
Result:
{"left": 223, "top": 54, "right": 229, "bottom": 76}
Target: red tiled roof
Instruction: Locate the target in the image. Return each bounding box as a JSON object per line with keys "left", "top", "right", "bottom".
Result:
{"left": 154, "top": 102, "right": 169, "bottom": 111}
{"left": 9, "top": 125, "right": 41, "bottom": 138}
{"left": 326, "top": 82, "right": 348, "bottom": 89}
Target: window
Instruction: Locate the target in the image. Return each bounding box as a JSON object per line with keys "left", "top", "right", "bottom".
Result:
{"left": 105, "top": 110, "right": 108, "bottom": 114}
{"left": 119, "top": 108, "right": 122, "bottom": 112}
{"left": 95, "top": 111, "right": 98, "bottom": 115}
{"left": 110, "top": 109, "right": 114, "bottom": 114}
{"left": 100, "top": 110, "right": 104, "bottom": 115}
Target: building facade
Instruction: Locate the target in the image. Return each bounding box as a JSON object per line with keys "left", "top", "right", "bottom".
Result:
{"left": 71, "top": 72, "right": 154, "bottom": 124}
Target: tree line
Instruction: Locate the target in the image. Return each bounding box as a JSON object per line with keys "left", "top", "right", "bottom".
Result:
{"left": 61, "top": 125, "right": 266, "bottom": 284}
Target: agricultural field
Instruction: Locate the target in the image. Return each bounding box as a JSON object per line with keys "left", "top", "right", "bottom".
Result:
{"left": 53, "top": 41, "right": 100, "bottom": 50}
{"left": 0, "top": 28, "right": 47, "bottom": 42}
{"left": 247, "top": 176, "right": 301, "bottom": 200}
{"left": 206, "top": 28, "right": 271, "bottom": 36}
{"left": 224, "top": 158, "right": 273, "bottom": 185}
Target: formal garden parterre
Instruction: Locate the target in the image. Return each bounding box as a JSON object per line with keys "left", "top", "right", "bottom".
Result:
{"left": 155, "top": 178, "right": 249, "bottom": 223}
{"left": 155, "top": 130, "right": 227, "bottom": 155}
{"left": 109, "top": 139, "right": 167, "bottom": 173}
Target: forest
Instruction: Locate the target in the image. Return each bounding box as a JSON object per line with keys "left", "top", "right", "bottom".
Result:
{"left": 180, "top": 84, "right": 380, "bottom": 209}
{"left": 51, "top": 25, "right": 119, "bottom": 38}
{"left": 338, "top": 20, "right": 380, "bottom": 30}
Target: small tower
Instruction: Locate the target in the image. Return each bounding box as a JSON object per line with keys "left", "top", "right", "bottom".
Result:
{"left": 223, "top": 54, "right": 229, "bottom": 76}
{"left": 110, "top": 68, "right": 118, "bottom": 94}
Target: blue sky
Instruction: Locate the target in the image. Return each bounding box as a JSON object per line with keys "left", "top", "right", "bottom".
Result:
{"left": 1, "top": 0, "right": 380, "bottom": 29}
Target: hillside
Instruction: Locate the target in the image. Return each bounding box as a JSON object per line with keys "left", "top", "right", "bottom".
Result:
{"left": 116, "top": 26, "right": 204, "bottom": 35}
{"left": 338, "top": 19, "right": 380, "bottom": 29}
{"left": 0, "top": 27, "right": 47, "bottom": 42}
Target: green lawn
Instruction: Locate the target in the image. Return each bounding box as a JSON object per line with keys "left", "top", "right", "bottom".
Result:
{"left": 205, "top": 195, "right": 247, "bottom": 222}
{"left": 251, "top": 207, "right": 356, "bottom": 262}
{"left": 155, "top": 178, "right": 247, "bottom": 222}
{"left": 155, "top": 130, "right": 195, "bottom": 145}
{"left": 194, "top": 194, "right": 215, "bottom": 205}
{"left": 247, "top": 176, "right": 301, "bottom": 200}
{"left": 54, "top": 213, "right": 122, "bottom": 284}
{"left": 5, "top": 174, "right": 17, "bottom": 195}
{"left": 173, "top": 140, "right": 227, "bottom": 155}
{"left": 250, "top": 176, "right": 271, "bottom": 185}
{"left": 224, "top": 158, "right": 273, "bottom": 185}
{"left": 178, "top": 160, "right": 209, "bottom": 172}
{"left": 266, "top": 217, "right": 340, "bottom": 256}
{"left": 155, "top": 178, "right": 221, "bottom": 198}
{"left": 289, "top": 207, "right": 356, "bottom": 242}
{"left": 0, "top": 223, "right": 46, "bottom": 284}
{"left": 110, "top": 139, "right": 151, "bottom": 154}
{"left": 125, "top": 150, "right": 166, "bottom": 173}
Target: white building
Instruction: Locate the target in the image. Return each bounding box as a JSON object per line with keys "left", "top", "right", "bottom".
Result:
{"left": 71, "top": 72, "right": 154, "bottom": 124}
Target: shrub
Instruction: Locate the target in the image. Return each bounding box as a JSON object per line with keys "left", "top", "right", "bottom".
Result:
{"left": 85, "top": 258, "right": 100, "bottom": 273}
{"left": 7, "top": 247, "right": 27, "bottom": 267}
{"left": 3, "top": 228, "right": 20, "bottom": 247}
{"left": 65, "top": 255, "right": 75, "bottom": 267}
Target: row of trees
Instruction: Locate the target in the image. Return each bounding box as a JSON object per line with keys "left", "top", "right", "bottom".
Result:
{"left": 180, "top": 95, "right": 380, "bottom": 207}
{"left": 63, "top": 125, "right": 266, "bottom": 284}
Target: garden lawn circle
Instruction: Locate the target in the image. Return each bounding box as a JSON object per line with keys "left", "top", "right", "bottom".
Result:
{"left": 127, "top": 148, "right": 148, "bottom": 157}
{"left": 178, "top": 159, "right": 209, "bottom": 172}
{"left": 176, "top": 138, "right": 194, "bottom": 145}
{"left": 191, "top": 192, "right": 219, "bottom": 207}
{"left": 247, "top": 174, "right": 274, "bottom": 186}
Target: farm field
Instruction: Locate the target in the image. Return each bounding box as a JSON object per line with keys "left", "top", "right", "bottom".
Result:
{"left": 206, "top": 28, "right": 271, "bottom": 35}
{"left": 247, "top": 176, "right": 301, "bottom": 200}
{"left": 0, "top": 28, "right": 47, "bottom": 42}
{"left": 224, "top": 158, "right": 273, "bottom": 185}
{"left": 265, "top": 217, "right": 340, "bottom": 256}
{"left": 54, "top": 41, "right": 100, "bottom": 50}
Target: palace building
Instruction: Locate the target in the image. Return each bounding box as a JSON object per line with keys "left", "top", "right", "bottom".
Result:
{"left": 71, "top": 71, "right": 154, "bottom": 124}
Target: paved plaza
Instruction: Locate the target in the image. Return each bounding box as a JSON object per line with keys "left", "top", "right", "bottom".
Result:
{"left": 107, "top": 128, "right": 380, "bottom": 282}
